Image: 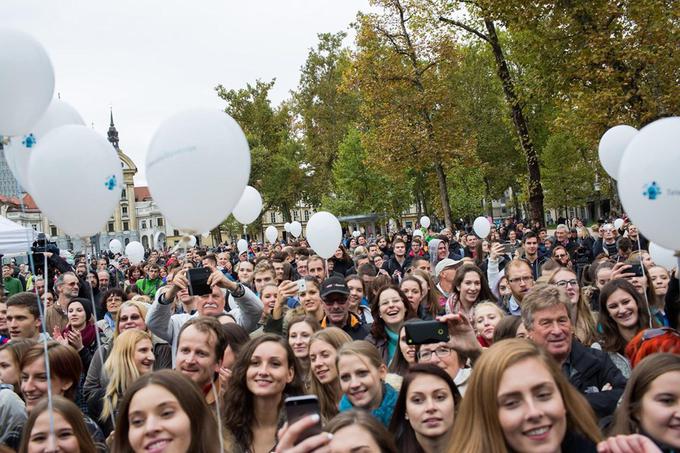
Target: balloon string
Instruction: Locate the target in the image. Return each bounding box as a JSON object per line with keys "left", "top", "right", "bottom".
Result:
{"left": 13, "top": 176, "right": 56, "bottom": 449}
{"left": 84, "top": 246, "right": 115, "bottom": 429}
{"left": 634, "top": 234, "right": 653, "bottom": 329}
{"left": 211, "top": 381, "right": 224, "bottom": 452}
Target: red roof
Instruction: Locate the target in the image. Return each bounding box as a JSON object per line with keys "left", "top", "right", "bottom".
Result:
{"left": 134, "top": 186, "right": 152, "bottom": 201}
{"left": 0, "top": 193, "right": 39, "bottom": 210}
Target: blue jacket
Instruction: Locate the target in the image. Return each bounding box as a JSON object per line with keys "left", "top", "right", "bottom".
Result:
{"left": 338, "top": 383, "right": 398, "bottom": 427}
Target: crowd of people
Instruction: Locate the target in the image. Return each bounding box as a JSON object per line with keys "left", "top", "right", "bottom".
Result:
{"left": 0, "top": 215, "right": 679, "bottom": 453}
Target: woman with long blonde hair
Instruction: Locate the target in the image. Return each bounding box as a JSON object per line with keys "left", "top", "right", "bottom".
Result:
{"left": 449, "top": 339, "right": 601, "bottom": 453}
{"left": 94, "top": 329, "right": 155, "bottom": 435}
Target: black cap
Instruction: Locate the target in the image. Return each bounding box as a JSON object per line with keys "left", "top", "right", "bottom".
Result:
{"left": 320, "top": 276, "right": 350, "bottom": 299}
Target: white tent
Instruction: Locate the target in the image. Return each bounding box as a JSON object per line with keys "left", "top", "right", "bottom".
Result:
{"left": 0, "top": 215, "right": 38, "bottom": 256}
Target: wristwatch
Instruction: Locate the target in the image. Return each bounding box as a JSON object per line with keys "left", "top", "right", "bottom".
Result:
{"left": 228, "top": 282, "right": 246, "bottom": 298}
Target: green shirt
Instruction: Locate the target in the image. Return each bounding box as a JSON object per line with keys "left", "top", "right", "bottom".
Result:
{"left": 3, "top": 277, "right": 23, "bottom": 296}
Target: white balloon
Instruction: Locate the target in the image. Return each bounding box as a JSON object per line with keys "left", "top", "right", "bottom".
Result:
{"left": 284, "top": 222, "right": 291, "bottom": 232}
{"left": 598, "top": 125, "right": 637, "bottom": 179}
{"left": 352, "top": 230, "right": 361, "bottom": 238}
{"left": 420, "top": 216, "right": 431, "bottom": 229}
{"left": 187, "top": 235, "right": 197, "bottom": 247}
{"left": 649, "top": 242, "right": 678, "bottom": 271}
{"left": 289, "top": 221, "right": 302, "bottom": 238}
{"left": 5, "top": 99, "right": 84, "bottom": 192}
{"left": 265, "top": 225, "right": 278, "bottom": 244}
{"left": 232, "top": 186, "right": 262, "bottom": 225}
{"left": 237, "top": 239, "right": 248, "bottom": 254}
{"left": 306, "top": 211, "right": 342, "bottom": 259}
{"left": 146, "top": 109, "right": 250, "bottom": 233}
{"left": 618, "top": 117, "right": 680, "bottom": 250}
{"left": 614, "top": 218, "right": 624, "bottom": 230}
{"left": 473, "top": 216, "right": 491, "bottom": 239}
{"left": 125, "top": 241, "right": 145, "bottom": 265}
{"left": 0, "top": 29, "right": 55, "bottom": 136}
{"left": 109, "top": 239, "right": 122, "bottom": 254}
{"left": 28, "top": 125, "right": 123, "bottom": 237}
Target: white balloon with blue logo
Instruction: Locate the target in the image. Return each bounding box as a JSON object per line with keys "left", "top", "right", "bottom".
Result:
{"left": 618, "top": 117, "right": 680, "bottom": 251}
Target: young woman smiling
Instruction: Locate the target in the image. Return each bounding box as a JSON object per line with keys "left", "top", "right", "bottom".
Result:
{"left": 337, "top": 340, "right": 400, "bottom": 427}
{"left": 112, "top": 369, "right": 221, "bottom": 453}
{"left": 595, "top": 279, "right": 653, "bottom": 378}
{"left": 450, "top": 264, "right": 496, "bottom": 318}
{"left": 18, "top": 396, "right": 96, "bottom": 453}
{"left": 389, "top": 364, "right": 461, "bottom": 453}
{"left": 609, "top": 353, "right": 680, "bottom": 451}
{"left": 83, "top": 300, "right": 171, "bottom": 404}
{"left": 366, "top": 285, "right": 416, "bottom": 365}
{"left": 286, "top": 315, "right": 319, "bottom": 390}
{"left": 223, "top": 334, "right": 304, "bottom": 453}
{"left": 346, "top": 275, "right": 373, "bottom": 324}
{"left": 388, "top": 322, "right": 417, "bottom": 376}
{"left": 89, "top": 329, "right": 156, "bottom": 436}
{"left": 449, "top": 339, "right": 602, "bottom": 453}
{"left": 308, "top": 327, "right": 353, "bottom": 422}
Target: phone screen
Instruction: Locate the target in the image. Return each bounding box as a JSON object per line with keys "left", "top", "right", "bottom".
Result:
{"left": 187, "top": 268, "right": 212, "bottom": 296}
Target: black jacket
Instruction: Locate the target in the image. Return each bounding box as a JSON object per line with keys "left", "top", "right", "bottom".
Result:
{"left": 563, "top": 340, "right": 627, "bottom": 419}
{"left": 382, "top": 256, "right": 411, "bottom": 280}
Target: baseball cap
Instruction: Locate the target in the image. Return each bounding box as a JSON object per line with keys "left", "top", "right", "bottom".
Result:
{"left": 435, "top": 258, "right": 462, "bottom": 277}
{"left": 320, "top": 276, "right": 350, "bottom": 298}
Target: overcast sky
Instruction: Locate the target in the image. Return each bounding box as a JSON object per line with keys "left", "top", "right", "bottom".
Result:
{"left": 2, "top": 0, "right": 369, "bottom": 184}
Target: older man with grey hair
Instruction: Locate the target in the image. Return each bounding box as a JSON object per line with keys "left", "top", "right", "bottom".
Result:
{"left": 521, "top": 283, "right": 626, "bottom": 419}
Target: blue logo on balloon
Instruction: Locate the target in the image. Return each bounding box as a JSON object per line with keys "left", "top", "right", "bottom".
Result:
{"left": 105, "top": 175, "right": 118, "bottom": 191}
{"left": 22, "top": 134, "right": 36, "bottom": 148}
{"left": 642, "top": 181, "right": 661, "bottom": 200}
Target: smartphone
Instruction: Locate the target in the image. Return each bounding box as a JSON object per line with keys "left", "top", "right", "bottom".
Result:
{"left": 501, "top": 242, "right": 514, "bottom": 254}
{"left": 284, "top": 395, "right": 322, "bottom": 443}
{"left": 296, "top": 278, "right": 307, "bottom": 293}
{"left": 628, "top": 263, "right": 644, "bottom": 277}
{"left": 405, "top": 320, "right": 449, "bottom": 345}
{"left": 187, "top": 267, "right": 212, "bottom": 296}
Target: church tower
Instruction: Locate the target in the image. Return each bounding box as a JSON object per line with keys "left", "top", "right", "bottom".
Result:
{"left": 106, "top": 108, "right": 139, "bottom": 248}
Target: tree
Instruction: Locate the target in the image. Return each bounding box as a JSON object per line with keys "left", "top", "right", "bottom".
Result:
{"left": 215, "top": 80, "right": 307, "bottom": 222}
{"left": 323, "top": 127, "right": 412, "bottom": 219}
{"left": 293, "top": 32, "right": 360, "bottom": 205}
{"left": 420, "top": 0, "right": 546, "bottom": 225}
{"left": 348, "top": 0, "right": 474, "bottom": 229}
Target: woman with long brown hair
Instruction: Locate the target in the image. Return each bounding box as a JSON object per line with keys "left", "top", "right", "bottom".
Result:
{"left": 448, "top": 339, "right": 602, "bottom": 453}
{"left": 547, "top": 267, "right": 598, "bottom": 346}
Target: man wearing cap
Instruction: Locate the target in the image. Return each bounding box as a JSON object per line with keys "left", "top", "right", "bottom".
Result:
{"left": 434, "top": 258, "right": 463, "bottom": 300}
{"left": 319, "top": 276, "right": 369, "bottom": 340}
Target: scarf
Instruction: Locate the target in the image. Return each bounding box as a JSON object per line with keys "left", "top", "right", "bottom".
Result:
{"left": 338, "top": 382, "right": 398, "bottom": 427}
{"left": 62, "top": 322, "right": 97, "bottom": 348}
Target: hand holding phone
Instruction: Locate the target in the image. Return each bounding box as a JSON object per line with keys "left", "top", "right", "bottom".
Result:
{"left": 284, "top": 395, "right": 323, "bottom": 444}
{"left": 187, "top": 268, "right": 212, "bottom": 296}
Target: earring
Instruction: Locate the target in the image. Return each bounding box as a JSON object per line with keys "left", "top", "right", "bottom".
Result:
{"left": 405, "top": 414, "right": 409, "bottom": 420}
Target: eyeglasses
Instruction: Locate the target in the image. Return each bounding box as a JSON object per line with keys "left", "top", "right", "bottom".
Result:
{"left": 554, "top": 279, "right": 578, "bottom": 288}
{"left": 554, "top": 254, "right": 568, "bottom": 259}
{"left": 417, "top": 346, "right": 453, "bottom": 361}
{"left": 508, "top": 276, "right": 533, "bottom": 284}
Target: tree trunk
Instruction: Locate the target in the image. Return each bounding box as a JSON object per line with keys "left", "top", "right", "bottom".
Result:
{"left": 484, "top": 19, "right": 545, "bottom": 226}
{"left": 433, "top": 161, "right": 454, "bottom": 229}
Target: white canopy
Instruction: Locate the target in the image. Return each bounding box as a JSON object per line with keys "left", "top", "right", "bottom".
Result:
{"left": 0, "top": 215, "right": 38, "bottom": 256}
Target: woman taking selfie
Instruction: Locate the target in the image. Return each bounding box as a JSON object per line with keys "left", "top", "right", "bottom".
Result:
{"left": 449, "top": 339, "right": 602, "bottom": 452}
{"left": 389, "top": 364, "right": 461, "bottom": 453}
{"left": 337, "top": 340, "right": 399, "bottom": 427}
{"left": 111, "top": 369, "right": 221, "bottom": 453}
{"left": 223, "top": 334, "right": 304, "bottom": 453}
